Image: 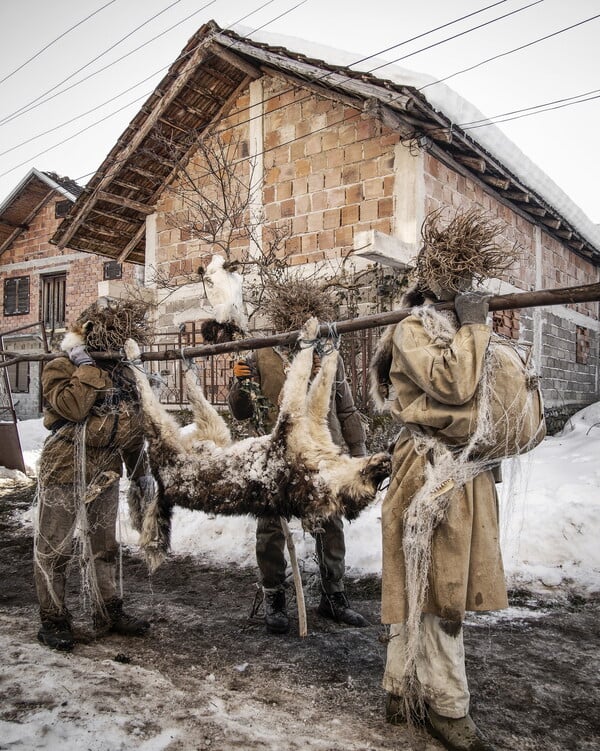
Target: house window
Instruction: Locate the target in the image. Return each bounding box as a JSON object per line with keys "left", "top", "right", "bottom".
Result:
{"left": 7, "top": 361, "right": 29, "bottom": 393}
{"left": 103, "top": 260, "right": 122, "bottom": 280}
{"left": 55, "top": 200, "right": 71, "bottom": 218}
{"left": 576, "top": 326, "right": 590, "bottom": 365}
{"left": 41, "top": 273, "right": 66, "bottom": 329}
{"left": 3, "top": 276, "right": 30, "bottom": 316}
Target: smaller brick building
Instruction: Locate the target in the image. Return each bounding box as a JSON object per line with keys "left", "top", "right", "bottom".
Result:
{"left": 0, "top": 169, "right": 141, "bottom": 418}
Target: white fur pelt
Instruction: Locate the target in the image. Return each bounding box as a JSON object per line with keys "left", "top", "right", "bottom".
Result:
{"left": 124, "top": 318, "right": 390, "bottom": 571}
{"left": 204, "top": 255, "right": 247, "bottom": 330}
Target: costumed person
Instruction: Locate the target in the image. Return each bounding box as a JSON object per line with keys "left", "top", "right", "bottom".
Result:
{"left": 34, "top": 297, "right": 155, "bottom": 651}
{"left": 370, "top": 208, "right": 545, "bottom": 751}
{"left": 227, "top": 283, "right": 370, "bottom": 635}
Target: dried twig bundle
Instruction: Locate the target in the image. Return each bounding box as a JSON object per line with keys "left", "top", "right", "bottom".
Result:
{"left": 413, "top": 207, "right": 521, "bottom": 293}
{"left": 262, "top": 277, "right": 337, "bottom": 332}
{"left": 77, "top": 297, "right": 153, "bottom": 352}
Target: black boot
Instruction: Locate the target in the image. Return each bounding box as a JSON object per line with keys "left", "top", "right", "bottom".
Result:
{"left": 425, "top": 707, "right": 497, "bottom": 751}
{"left": 385, "top": 693, "right": 406, "bottom": 725}
{"left": 95, "top": 597, "right": 150, "bottom": 637}
{"left": 317, "top": 591, "right": 369, "bottom": 627}
{"left": 37, "top": 614, "right": 74, "bottom": 652}
{"left": 264, "top": 590, "right": 290, "bottom": 634}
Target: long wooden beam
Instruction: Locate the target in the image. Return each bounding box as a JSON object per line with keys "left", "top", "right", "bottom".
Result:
{"left": 2, "top": 282, "right": 599, "bottom": 367}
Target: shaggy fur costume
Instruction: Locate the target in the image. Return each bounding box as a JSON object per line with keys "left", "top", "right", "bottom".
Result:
{"left": 124, "top": 318, "right": 391, "bottom": 572}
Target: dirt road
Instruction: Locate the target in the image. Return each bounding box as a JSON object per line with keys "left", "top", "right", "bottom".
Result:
{"left": 1, "top": 479, "right": 598, "bottom": 751}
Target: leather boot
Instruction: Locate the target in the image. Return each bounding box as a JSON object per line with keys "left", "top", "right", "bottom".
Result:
{"left": 385, "top": 693, "right": 406, "bottom": 725}
{"left": 317, "top": 591, "right": 369, "bottom": 627}
{"left": 425, "top": 707, "right": 497, "bottom": 751}
{"left": 95, "top": 597, "right": 150, "bottom": 637}
{"left": 37, "top": 614, "right": 74, "bottom": 652}
{"left": 264, "top": 590, "right": 290, "bottom": 634}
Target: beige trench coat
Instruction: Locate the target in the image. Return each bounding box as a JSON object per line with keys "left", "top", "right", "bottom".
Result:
{"left": 381, "top": 314, "right": 508, "bottom": 624}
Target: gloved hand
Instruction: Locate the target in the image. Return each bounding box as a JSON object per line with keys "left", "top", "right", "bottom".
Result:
{"left": 68, "top": 344, "right": 94, "bottom": 367}
{"left": 233, "top": 361, "right": 253, "bottom": 380}
{"left": 454, "top": 291, "right": 490, "bottom": 325}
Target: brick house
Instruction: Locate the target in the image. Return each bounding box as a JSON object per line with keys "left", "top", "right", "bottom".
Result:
{"left": 0, "top": 169, "right": 141, "bottom": 419}
{"left": 52, "top": 22, "right": 600, "bottom": 427}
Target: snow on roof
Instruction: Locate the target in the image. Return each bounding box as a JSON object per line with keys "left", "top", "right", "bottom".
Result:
{"left": 241, "top": 26, "right": 600, "bottom": 252}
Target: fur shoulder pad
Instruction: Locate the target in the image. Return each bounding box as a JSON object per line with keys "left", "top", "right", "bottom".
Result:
{"left": 60, "top": 330, "right": 85, "bottom": 353}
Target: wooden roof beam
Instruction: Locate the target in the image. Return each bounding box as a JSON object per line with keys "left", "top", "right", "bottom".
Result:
{"left": 113, "top": 177, "right": 154, "bottom": 193}
{"left": 55, "top": 37, "right": 215, "bottom": 248}
{"left": 541, "top": 216, "right": 562, "bottom": 230}
{"left": 505, "top": 190, "right": 530, "bottom": 203}
{"left": 265, "top": 64, "right": 363, "bottom": 111}
{"left": 482, "top": 174, "right": 511, "bottom": 190}
{"left": 89, "top": 206, "right": 140, "bottom": 225}
{"left": 118, "top": 223, "right": 146, "bottom": 263}
{"left": 556, "top": 228, "right": 573, "bottom": 241}
{"left": 526, "top": 206, "right": 547, "bottom": 217}
{"left": 126, "top": 165, "right": 165, "bottom": 181}
{"left": 209, "top": 44, "right": 262, "bottom": 80}
{"left": 454, "top": 154, "right": 486, "bottom": 173}
{"left": 158, "top": 116, "right": 192, "bottom": 136}
{"left": 97, "top": 190, "right": 155, "bottom": 215}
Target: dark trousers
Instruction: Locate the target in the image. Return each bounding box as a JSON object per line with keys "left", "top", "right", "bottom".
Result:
{"left": 256, "top": 514, "right": 346, "bottom": 594}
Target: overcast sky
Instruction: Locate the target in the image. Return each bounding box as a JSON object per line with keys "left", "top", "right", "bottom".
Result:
{"left": 0, "top": 0, "right": 598, "bottom": 223}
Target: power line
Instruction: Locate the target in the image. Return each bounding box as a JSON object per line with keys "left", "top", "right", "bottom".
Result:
{"left": 2, "top": 1, "right": 595, "bottom": 187}
{"left": 420, "top": 12, "right": 600, "bottom": 91}
{"left": 0, "top": 0, "right": 119, "bottom": 87}
{"left": 0, "top": 0, "right": 498, "bottom": 164}
{"left": 0, "top": 0, "right": 305, "bottom": 181}
{"left": 0, "top": 0, "right": 517, "bottom": 145}
{"left": 0, "top": 0, "right": 208, "bottom": 127}
{"left": 367, "top": 0, "right": 544, "bottom": 73}
{"left": 348, "top": 0, "right": 510, "bottom": 68}
{"left": 460, "top": 90, "right": 600, "bottom": 130}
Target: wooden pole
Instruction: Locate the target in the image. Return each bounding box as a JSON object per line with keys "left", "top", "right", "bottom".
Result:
{"left": 279, "top": 517, "right": 308, "bottom": 638}
{"left": 1, "top": 281, "right": 599, "bottom": 367}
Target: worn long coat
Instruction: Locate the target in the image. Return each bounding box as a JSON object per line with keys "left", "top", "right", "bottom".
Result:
{"left": 381, "top": 313, "right": 508, "bottom": 624}
{"left": 39, "top": 357, "right": 145, "bottom": 485}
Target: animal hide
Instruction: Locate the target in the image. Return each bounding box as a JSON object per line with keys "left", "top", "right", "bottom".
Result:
{"left": 124, "top": 318, "right": 391, "bottom": 572}
{"left": 203, "top": 255, "right": 247, "bottom": 330}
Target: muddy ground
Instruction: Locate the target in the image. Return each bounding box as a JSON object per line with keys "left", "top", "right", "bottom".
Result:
{"left": 0, "top": 479, "right": 598, "bottom": 751}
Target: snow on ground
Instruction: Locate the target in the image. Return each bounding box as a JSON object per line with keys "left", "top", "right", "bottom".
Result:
{"left": 7, "top": 401, "right": 600, "bottom": 598}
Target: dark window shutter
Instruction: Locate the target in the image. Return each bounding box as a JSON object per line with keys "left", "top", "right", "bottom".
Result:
{"left": 103, "top": 261, "right": 122, "bottom": 280}
{"left": 3, "top": 277, "right": 30, "bottom": 316}
{"left": 55, "top": 199, "right": 71, "bottom": 218}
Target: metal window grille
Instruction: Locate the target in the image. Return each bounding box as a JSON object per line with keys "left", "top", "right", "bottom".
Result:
{"left": 41, "top": 273, "right": 66, "bottom": 329}
{"left": 7, "top": 361, "right": 29, "bottom": 393}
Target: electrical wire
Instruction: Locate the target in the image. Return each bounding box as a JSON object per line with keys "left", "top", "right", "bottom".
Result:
{"left": 460, "top": 87, "right": 600, "bottom": 127}
{"left": 0, "top": 0, "right": 210, "bottom": 127}
{"left": 0, "top": 0, "right": 119, "bottom": 87}
{"left": 461, "top": 91, "right": 600, "bottom": 130}
{"left": 0, "top": 0, "right": 305, "bottom": 181}
{"left": 419, "top": 12, "right": 600, "bottom": 91}
{"left": 0, "top": 0, "right": 531, "bottom": 166}
{"left": 1, "top": 1, "right": 596, "bottom": 186}
{"left": 366, "top": 0, "right": 544, "bottom": 73}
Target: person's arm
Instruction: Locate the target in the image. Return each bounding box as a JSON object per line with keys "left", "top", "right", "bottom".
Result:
{"left": 393, "top": 315, "right": 491, "bottom": 406}
{"left": 334, "top": 358, "right": 367, "bottom": 457}
{"left": 227, "top": 354, "right": 258, "bottom": 420}
{"left": 42, "top": 356, "right": 110, "bottom": 423}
